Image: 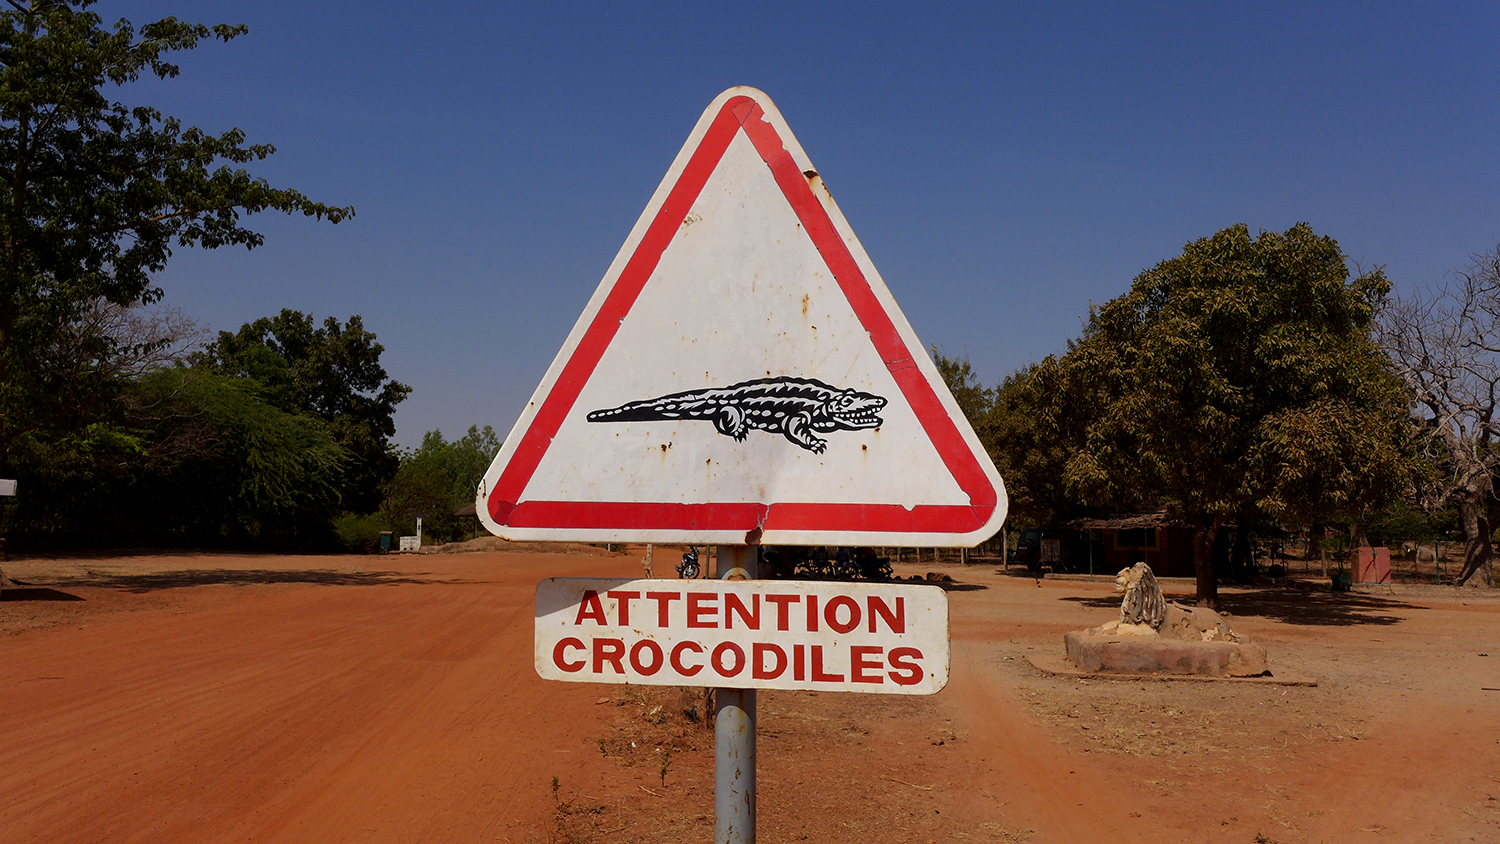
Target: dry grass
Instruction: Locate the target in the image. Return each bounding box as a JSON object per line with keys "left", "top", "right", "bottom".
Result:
{"left": 595, "top": 686, "right": 714, "bottom": 771}
{"left": 1007, "top": 650, "right": 1364, "bottom": 771}
{"left": 537, "top": 776, "right": 617, "bottom": 844}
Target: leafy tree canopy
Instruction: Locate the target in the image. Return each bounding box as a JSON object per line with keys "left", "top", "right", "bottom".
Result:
{"left": 200, "top": 310, "right": 409, "bottom": 436}
{"left": 6, "top": 366, "right": 346, "bottom": 544}
{"left": 1063, "top": 223, "right": 1414, "bottom": 603}
{"left": 988, "top": 354, "right": 1109, "bottom": 528}
{"left": 0, "top": 0, "right": 351, "bottom": 468}
{"left": 381, "top": 426, "right": 501, "bottom": 542}
{"left": 934, "top": 348, "right": 1090, "bottom": 529}
{"left": 932, "top": 348, "right": 995, "bottom": 442}
{"left": 198, "top": 310, "right": 411, "bottom": 513}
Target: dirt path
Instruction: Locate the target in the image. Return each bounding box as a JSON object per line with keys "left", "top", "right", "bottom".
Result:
{"left": 2, "top": 553, "right": 635, "bottom": 844}
{"left": 2, "top": 551, "right": 1497, "bottom": 843}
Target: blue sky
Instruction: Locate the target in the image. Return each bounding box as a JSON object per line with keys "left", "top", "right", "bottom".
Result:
{"left": 117, "top": 2, "right": 1500, "bottom": 448}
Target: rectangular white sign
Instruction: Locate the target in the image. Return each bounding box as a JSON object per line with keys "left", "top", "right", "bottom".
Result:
{"left": 535, "top": 578, "right": 949, "bottom": 695}
{"left": 0, "top": 479, "right": 15, "bottom": 497}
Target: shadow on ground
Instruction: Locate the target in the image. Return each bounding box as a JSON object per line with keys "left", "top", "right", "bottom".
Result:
{"left": 1, "top": 586, "right": 85, "bottom": 602}
{"left": 871, "top": 577, "right": 988, "bottom": 592}
{"left": 784, "top": 575, "right": 988, "bottom": 591}
{"left": 933, "top": 581, "right": 988, "bottom": 592}
{"left": 39, "top": 569, "right": 438, "bottom": 594}
{"left": 1060, "top": 587, "right": 1418, "bottom": 627}
{"left": 993, "top": 568, "right": 1045, "bottom": 580}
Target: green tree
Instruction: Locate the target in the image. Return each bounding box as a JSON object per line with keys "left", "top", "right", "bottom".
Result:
{"left": 932, "top": 348, "right": 996, "bottom": 446}
{"left": 0, "top": 1, "right": 350, "bottom": 477}
{"left": 381, "top": 426, "right": 501, "bottom": 542}
{"left": 934, "top": 348, "right": 1100, "bottom": 528}
{"left": 1063, "top": 224, "right": 1413, "bottom": 605}
{"left": 988, "top": 354, "right": 1122, "bottom": 528}
{"left": 145, "top": 369, "right": 346, "bottom": 542}
{"left": 5, "top": 366, "right": 346, "bottom": 544}
{"left": 199, "top": 310, "right": 410, "bottom": 513}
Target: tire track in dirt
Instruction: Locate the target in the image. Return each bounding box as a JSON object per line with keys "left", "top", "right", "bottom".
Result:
{"left": 942, "top": 633, "right": 1156, "bottom": 840}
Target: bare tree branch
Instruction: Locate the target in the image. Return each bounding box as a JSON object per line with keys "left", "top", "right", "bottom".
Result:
{"left": 1379, "top": 246, "right": 1500, "bottom": 586}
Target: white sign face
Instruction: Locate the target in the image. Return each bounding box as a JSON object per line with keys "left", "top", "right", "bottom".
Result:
{"left": 0, "top": 479, "right": 15, "bottom": 497}
{"left": 478, "top": 86, "right": 1006, "bottom": 547}
{"left": 535, "top": 578, "right": 949, "bottom": 696}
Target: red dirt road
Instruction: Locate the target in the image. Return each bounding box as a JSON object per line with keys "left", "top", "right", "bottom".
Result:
{"left": 2, "top": 550, "right": 1497, "bottom": 843}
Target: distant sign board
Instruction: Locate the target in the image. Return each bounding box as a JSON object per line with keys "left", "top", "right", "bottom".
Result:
{"left": 0, "top": 479, "right": 14, "bottom": 497}
{"left": 535, "top": 578, "right": 949, "bottom": 695}
{"left": 476, "top": 86, "right": 1006, "bottom": 547}
{"left": 1041, "top": 539, "right": 1061, "bottom": 563}
{"left": 399, "top": 536, "right": 420, "bottom": 551}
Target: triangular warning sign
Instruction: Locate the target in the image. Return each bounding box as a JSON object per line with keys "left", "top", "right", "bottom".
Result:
{"left": 477, "top": 87, "right": 1006, "bottom": 546}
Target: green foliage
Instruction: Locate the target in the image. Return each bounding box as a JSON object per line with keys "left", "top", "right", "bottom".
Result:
{"left": 1057, "top": 223, "right": 1414, "bottom": 601}
{"left": 1065, "top": 224, "right": 1411, "bottom": 523}
{"left": 935, "top": 348, "right": 1078, "bottom": 528}
{"left": 332, "top": 511, "right": 388, "bottom": 551}
{"left": 189, "top": 375, "right": 346, "bottom": 538}
{"left": 961, "top": 224, "right": 1415, "bottom": 601}
{"left": 198, "top": 310, "right": 410, "bottom": 513}
{"left": 0, "top": 1, "right": 350, "bottom": 474}
{"left": 380, "top": 425, "right": 501, "bottom": 542}
{"left": 5, "top": 367, "right": 347, "bottom": 543}
{"left": 989, "top": 354, "right": 1114, "bottom": 527}
{"left": 1362, "top": 501, "right": 1441, "bottom": 548}
{"left": 932, "top": 347, "right": 996, "bottom": 445}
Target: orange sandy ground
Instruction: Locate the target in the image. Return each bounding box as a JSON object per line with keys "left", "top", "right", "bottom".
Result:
{"left": 2, "top": 549, "right": 1497, "bottom": 843}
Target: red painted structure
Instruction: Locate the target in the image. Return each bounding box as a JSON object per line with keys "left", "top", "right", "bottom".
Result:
{"left": 1353, "top": 546, "right": 1392, "bottom": 584}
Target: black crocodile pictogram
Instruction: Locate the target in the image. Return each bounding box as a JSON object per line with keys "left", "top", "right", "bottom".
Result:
{"left": 586, "top": 376, "right": 886, "bottom": 454}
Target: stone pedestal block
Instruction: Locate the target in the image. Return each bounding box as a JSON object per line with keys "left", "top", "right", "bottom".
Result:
{"left": 1064, "top": 630, "right": 1269, "bottom": 677}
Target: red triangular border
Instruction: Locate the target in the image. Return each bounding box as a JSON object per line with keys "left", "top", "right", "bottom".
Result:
{"left": 487, "top": 95, "right": 998, "bottom": 536}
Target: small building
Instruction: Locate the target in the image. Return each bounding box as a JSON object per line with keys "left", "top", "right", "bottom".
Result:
{"left": 454, "top": 502, "right": 480, "bottom": 540}
{"left": 1047, "top": 513, "right": 1197, "bottom": 578}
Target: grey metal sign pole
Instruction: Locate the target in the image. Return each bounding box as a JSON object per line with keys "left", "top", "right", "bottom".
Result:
{"left": 714, "top": 545, "right": 757, "bottom": 844}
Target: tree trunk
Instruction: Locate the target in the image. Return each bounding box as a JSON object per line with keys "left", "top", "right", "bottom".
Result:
{"left": 1306, "top": 525, "right": 1324, "bottom": 568}
{"left": 1350, "top": 521, "right": 1369, "bottom": 552}
{"left": 1230, "top": 523, "right": 1253, "bottom": 582}
{"left": 1454, "top": 497, "right": 1496, "bottom": 588}
{"left": 1192, "top": 516, "right": 1224, "bottom": 607}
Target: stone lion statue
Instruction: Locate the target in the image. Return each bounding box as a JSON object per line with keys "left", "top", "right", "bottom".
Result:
{"left": 1090, "top": 562, "right": 1244, "bottom": 643}
{"left": 1089, "top": 562, "right": 1165, "bottom": 636}
{"left": 1118, "top": 562, "right": 1166, "bottom": 629}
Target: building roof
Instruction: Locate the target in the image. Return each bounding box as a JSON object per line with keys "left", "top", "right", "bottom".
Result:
{"left": 1061, "top": 512, "right": 1185, "bottom": 530}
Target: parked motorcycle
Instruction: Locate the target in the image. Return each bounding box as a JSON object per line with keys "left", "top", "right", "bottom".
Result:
{"left": 677, "top": 546, "right": 701, "bottom": 579}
